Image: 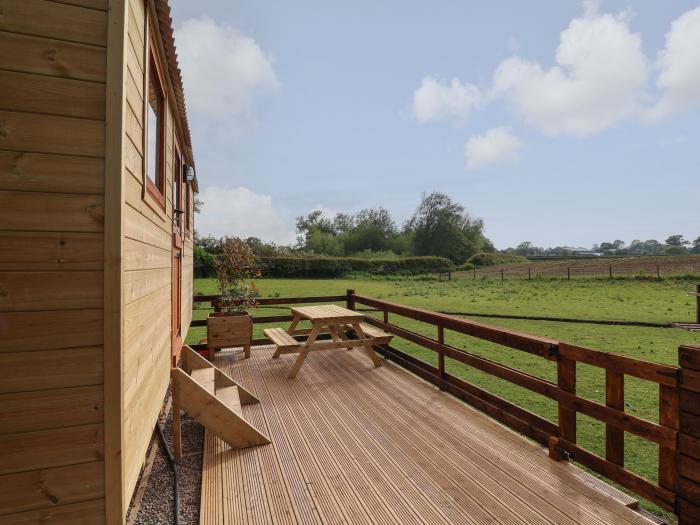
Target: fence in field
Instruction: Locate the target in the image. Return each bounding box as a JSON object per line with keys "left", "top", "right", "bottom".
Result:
{"left": 459, "top": 260, "right": 700, "bottom": 281}
{"left": 191, "top": 290, "right": 700, "bottom": 522}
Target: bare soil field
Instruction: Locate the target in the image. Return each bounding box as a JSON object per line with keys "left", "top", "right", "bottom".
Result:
{"left": 458, "top": 254, "right": 700, "bottom": 280}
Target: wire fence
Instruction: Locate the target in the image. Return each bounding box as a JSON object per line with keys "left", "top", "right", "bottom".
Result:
{"left": 456, "top": 262, "right": 700, "bottom": 281}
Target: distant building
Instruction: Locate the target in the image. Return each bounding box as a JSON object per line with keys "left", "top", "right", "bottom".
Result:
{"left": 560, "top": 247, "right": 600, "bottom": 256}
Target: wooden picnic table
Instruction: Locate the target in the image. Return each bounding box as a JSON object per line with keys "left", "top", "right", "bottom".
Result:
{"left": 264, "top": 304, "right": 391, "bottom": 378}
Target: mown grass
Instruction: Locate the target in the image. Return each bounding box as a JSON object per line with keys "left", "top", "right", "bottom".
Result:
{"left": 188, "top": 276, "right": 700, "bottom": 520}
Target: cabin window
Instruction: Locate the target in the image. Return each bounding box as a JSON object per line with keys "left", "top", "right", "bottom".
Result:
{"left": 146, "top": 44, "right": 166, "bottom": 207}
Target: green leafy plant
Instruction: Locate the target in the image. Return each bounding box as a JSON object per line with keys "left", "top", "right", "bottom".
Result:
{"left": 216, "top": 237, "right": 260, "bottom": 313}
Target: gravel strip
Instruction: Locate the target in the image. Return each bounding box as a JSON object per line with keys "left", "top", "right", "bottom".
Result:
{"left": 127, "top": 392, "right": 205, "bottom": 525}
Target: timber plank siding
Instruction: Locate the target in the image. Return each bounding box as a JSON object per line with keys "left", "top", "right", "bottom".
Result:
{"left": 0, "top": 1, "right": 195, "bottom": 523}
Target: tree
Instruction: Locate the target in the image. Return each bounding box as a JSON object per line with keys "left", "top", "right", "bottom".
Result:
{"left": 406, "top": 192, "right": 485, "bottom": 263}
{"left": 513, "top": 241, "right": 545, "bottom": 256}
{"left": 304, "top": 229, "right": 344, "bottom": 256}
{"left": 343, "top": 208, "right": 397, "bottom": 254}
{"left": 693, "top": 236, "right": 700, "bottom": 254}
{"left": 332, "top": 213, "right": 355, "bottom": 234}
{"left": 643, "top": 239, "right": 664, "bottom": 255}
{"left": 481, "top": 237, "right": 496, "bottom": 253}
{"left": 514, "top": 242, "right": 534, "bottom": 256}
{"left": 195, "top": 234, "right": 224, "bottom": 254}
{"left": 295, "top": 210, "right": 337, "bottom": 250}
{"left": 665, "top": 234, "right": 689, "bottom": 247}
{"left": 296, "top": 210, "right": 336, "bottom": 237}
{"left": 628, "top": 240, "right": 643, "bottom": 255}
{"left": 599, "top": 242, "right": 615, "bottom": 254}
{"left": 665, "top": 245, "right": 688, "bottom": 255}
{"left": 244, "top": 237, "right": 284, "bottom": 257}
{"left": 612, "top": 240, "right": 625, "bottom": 250}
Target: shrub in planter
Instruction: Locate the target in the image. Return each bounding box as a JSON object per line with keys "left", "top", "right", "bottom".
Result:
{"left": 207, "top": 238, "right": 259, "bottom": 358}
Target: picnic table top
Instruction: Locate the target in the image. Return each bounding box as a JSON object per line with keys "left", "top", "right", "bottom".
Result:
{"left": 290, "top": 304, "right": 364, "bottom": 323}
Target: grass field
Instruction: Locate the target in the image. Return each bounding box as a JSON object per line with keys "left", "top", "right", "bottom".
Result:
{"left": 189, "top": 276, "right": 700, "bottom": 519}
{"left": 460, "top": 253, "right": 700, "bottom": 280}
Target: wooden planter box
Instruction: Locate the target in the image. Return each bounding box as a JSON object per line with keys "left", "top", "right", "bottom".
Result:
{"left": 207, "top": 311, "right": 252, "bottom": 358}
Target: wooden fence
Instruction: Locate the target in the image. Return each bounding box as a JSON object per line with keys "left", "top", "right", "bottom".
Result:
{"left": 462, "top": 262, "right": 700, "bottom": 280}
{"left": 190, "top": 291, "right": 700, "bottom": 523}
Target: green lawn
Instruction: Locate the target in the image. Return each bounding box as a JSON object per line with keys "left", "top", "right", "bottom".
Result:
{"left": 188, "top": 276, "right": 700, "bottom": 520}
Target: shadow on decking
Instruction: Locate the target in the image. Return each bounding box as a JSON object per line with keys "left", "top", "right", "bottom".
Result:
{"left": 199, "top": 345, "right": 655, "bottom": 525}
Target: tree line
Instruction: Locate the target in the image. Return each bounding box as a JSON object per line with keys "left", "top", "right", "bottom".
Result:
{"left": 506, "top": 235, "right": 700, "bottom": 257}
{"left": 196, "top": 192, "right": 494, "bottom": 264}
{"left": 195, "top": 191, "right": 699, "bottom": 268}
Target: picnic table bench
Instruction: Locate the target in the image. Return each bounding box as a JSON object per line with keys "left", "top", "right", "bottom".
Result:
{"left": 264, "top": 304, "right": 392, "bottom": 378}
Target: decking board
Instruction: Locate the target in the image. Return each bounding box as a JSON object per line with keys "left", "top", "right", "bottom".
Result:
{"left": 201, "top": 346, "right": 655, "bottom": 525}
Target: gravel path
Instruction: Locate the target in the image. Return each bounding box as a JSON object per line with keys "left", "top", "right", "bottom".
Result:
{"left": 127, "top": 392, "right": 205, "bottom": 525}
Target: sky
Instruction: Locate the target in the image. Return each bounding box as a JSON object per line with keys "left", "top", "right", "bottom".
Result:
{"left": 169, "top": 0, "right": 700, "bottom": 250}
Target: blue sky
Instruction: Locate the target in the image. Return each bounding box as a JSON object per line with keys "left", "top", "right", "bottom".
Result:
{"left": 169, "top": 1, "right": 700, "bottom": 249}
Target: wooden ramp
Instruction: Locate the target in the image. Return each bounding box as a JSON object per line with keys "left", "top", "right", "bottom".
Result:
{"left": 172, "top": 347, "right": 269, "bottom": 460}
{"left": 200, "top": 345, "right": 656, "bottom": 525}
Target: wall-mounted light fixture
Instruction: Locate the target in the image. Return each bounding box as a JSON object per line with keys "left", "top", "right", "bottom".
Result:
{"left": 184, "top": 164, "right": 196, "bottom": 183}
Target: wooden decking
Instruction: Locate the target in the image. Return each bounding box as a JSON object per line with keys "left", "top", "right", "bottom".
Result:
{"left": 201, "top": 345, "right": 655, "bottom": 525}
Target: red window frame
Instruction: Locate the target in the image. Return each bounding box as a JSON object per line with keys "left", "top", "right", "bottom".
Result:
{"left": 173, "top": 138, "right": 184, "bottom": 234}
{"left": 145, "top": 36, "right": 166, "bottom": 210}
{"left": 185, "top": 181, "right": 192, "bottom": 235}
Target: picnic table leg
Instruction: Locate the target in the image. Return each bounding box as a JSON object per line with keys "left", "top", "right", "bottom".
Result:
{"left": 336, "top": 326, "right": 354, "bottom": 350}
{"left": 286, "top": 314, "right": 302, "bottom": 335}
{"left": 288, "top": 323, "right": 320, "bottom": 379}
{"left": 273, "top": 314, "right": 302, "bottom": 359}
{"left": 351, "top": 323, "right": 382, "bottom": 368}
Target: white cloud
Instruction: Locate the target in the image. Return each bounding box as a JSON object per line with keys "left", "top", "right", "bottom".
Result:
{"left": 465, "top": 127, "right": 523, "bottom": 170}
{"left": 196, "top": 186, "right": 295, "bottom": 244}
{"left": 174, "top": 16, "right": 279, "bottom": 133}
{"left": 645, "top": 6, "right": 700, "bottom": 120}
{"left": 413, "top": 76, "right": 481, "bottom": 122}
{"left": 491, "top": 2, "right": 648, "bottom": 136}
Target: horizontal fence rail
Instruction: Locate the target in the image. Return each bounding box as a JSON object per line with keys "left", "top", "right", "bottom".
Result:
{"left": 191, "top": 294, "right": 347, "bottom": 330}
{"left": 190, "top": 290, "right": 700, "bottom": 522}
{"left": 350, "top": 294, "right": 680, "bottom": 512}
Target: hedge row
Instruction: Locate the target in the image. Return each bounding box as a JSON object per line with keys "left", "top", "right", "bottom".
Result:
{"left": 467, "top": 252, "right": 528, "bottom": 267}
{"left": 260, "top": 256, "right": 454, "bottom": 277}
{"left": 194, "top": 247, "right": 218, "bottom": 278}
{"left": 194, "top": 250, "right": 454, "bottom": 278}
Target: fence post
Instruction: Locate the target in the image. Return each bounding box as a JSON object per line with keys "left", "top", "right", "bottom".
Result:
{"left": 609, "top": 266, "right": 613, "bottom": 279}
{"left": 437, "top": 326, "right": 445, "bottom": 390}
{"left": 382, "top": 305, "right": 390, "bottom": 359}
{"left": 696, "top": 284, "right": 700, "bottom": 325}
{"left": 528, "top": 267, "right": 531, "bottom": 280}
{"left": 659, "top": 383, "right": 679, "bottom": 497}
{"left": 501, "top": 268, "right": 504, "bottom": 281}
{"left": 473, "top": 268, "right": 476, "bottom": 280}
{"left": 677, "top": 345, "right": 700, "bottom": 524}
{"left": 567, "top": 267, "right": 571, "bottom": 281}
{"left": 605, "top": 371, "right": 624, "bottom": 466}
{"left": 346, "top": 289, "right": 355, "bottom": 310}
{"left": 657, "top": 265, "right": 661, "bottom": 280}
{"left": 551, "top": 354, "right": 576, "bottom": 461}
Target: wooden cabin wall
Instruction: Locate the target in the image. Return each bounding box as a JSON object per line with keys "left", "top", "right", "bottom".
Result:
{"left": 121, "top": 0, "right": 194, "bottom": 509}
{"left": 182, "top": 220, "right": 194, "bottom": 331}
{"left": 0, "top": 0, "right": 108, "bottom": 522}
